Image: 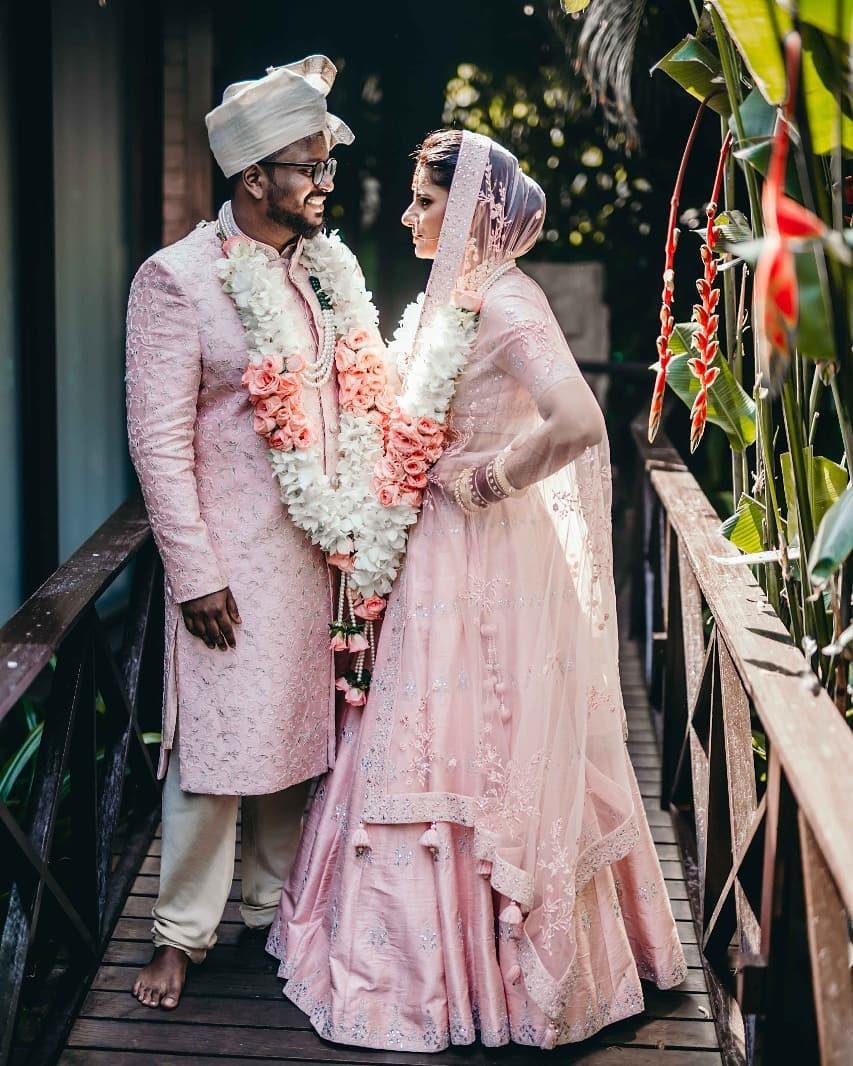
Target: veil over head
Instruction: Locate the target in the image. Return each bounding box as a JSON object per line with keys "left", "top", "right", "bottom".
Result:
{"left": 361, "top": 131, "right": 651, "bottom": 1031}
{"left": 413, "top": 132, "right": 546, "bottom": 345}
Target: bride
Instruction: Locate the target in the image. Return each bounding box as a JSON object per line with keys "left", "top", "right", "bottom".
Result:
{"left": 267, "top": 129, "right": 687, "bottom": 1051}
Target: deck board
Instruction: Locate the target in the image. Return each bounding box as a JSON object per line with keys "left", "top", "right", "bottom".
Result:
{"left": 60, "top": 635, "right": 721, "bottom": 1063}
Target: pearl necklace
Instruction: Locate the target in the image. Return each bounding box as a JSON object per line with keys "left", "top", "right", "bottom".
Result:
{"left": 216, "top": 201, "right": 336, "bottom": 390}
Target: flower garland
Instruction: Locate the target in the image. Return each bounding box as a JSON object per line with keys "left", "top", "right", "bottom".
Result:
{"left": 217, "top": 221, "right": 480, "bottom": 700}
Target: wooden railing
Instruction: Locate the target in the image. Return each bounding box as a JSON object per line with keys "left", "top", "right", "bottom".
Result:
{"left": 630, "top": 417, "right": 853, "bottom": 1066}
{"left": 0, "top": 497, "right": 162, "bottom": 1065}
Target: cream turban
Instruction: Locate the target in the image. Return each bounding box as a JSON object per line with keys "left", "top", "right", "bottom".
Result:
{"left": 205, "top": 54, "right": 354, "bottom": 178}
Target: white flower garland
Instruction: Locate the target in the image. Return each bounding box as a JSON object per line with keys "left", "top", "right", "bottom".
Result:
{"left": 217, "top": 230, "right": 478, "bottom": 600}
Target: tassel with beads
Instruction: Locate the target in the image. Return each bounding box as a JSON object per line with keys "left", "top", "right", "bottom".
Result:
{"left": 352, "top": 822, "right": 371, "bottom": 855}
{"left": 419, "top": 822, "right": 440, "bottom": 854}
{"left": 541, "top": 1024, "right": 559, "bottom": 1050}
{"left": 499, "top": 900, "right": 524, "bottom": 928}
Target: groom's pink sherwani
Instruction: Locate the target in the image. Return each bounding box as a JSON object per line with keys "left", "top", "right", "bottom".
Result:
{"left": 126, "top": 221, "right": 337, "bottom": 794}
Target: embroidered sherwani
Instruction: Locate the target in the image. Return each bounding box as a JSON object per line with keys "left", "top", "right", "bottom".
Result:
{"left": 126, "top": 218, "right": 338, "bottom": 796}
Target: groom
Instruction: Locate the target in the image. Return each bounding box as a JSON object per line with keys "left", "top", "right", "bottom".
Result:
{"left": 125, "top": 56, "right": 353, "bottom": 1009}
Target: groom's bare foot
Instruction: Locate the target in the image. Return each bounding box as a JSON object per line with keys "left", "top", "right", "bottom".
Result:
{"left": 132, "top": 945, "right": 189, "bottom": 1009}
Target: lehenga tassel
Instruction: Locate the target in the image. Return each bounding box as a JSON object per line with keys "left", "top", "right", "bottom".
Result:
{"left": 419, "top": 822, "right": 440, "bottom": 854}
{"left": 352, "top": 822, "right": 371, "bottom": 855}
{"left": 541, "top": 1024, "right": 559, "bottom": 1051}
{"left": 499, "top": 901, "right": 524, "bottom": 931}
{"left": 506, "top": 963, "right": 522, "bottom": 986}
{"left": 477, "top": 858, "right": 493, "bottom": 877}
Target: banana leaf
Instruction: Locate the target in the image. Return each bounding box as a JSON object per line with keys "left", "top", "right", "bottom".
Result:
{"left": 651, "top": 36, "right": 730, "bottom": 114}
{"left": 781, "top": 447, "right": 849, "bottom": 541}
{"left": 666, "top": 322, "right": 757, "bottom": 451}
{"left": 714, "top": 0, "right": 852, "bottom": 150}
{"left": 720, "top": 493, "right": 767, "bottom": 553}
{"left": 711, "top": 0, "right": 793, "bottom": 104}
{"left": 809, "top": 486, "right": 853, "bottom": 582}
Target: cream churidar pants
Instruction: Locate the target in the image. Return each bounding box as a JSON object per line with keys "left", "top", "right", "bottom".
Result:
{"left": 152, "top": 736, "right": 312, "bottom": 963}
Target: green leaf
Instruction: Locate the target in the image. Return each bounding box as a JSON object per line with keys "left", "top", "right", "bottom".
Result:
{"left": 801, "top": 23, "right": 853, "bottom": 154}
{"left": 720, "top": 493, "right": 767, "bottom": 552}
{"left": 560, "top": 0, "right": 591, "bottom": 10}
{"left": 665, "top": 323, "right": 757, "bottom": 451}
{"left": 651, "top": 36, "right": 730, "bottom": 114}
{"left": 808, "top": 486, "right": 853, "bottom": 582}
{"left": 729, "top": 89, "right": 802, "bottom": 197}
{"left": 795, "top": 250, "right": 835, "bottom": 362}
{"left": 799, "top": 0, "right": 853, "bottom": 39}
{"left": 0, "top": 722, "right": 43, "bottom": 801}
{"left": 711, "top": 0, "right": 793, "bottom": 104}
{"left": 781, "top": 447, "right": 849, "bottom": 540}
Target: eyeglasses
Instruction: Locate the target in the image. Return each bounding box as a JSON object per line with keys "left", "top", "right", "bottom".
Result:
{"left": 259, "top": 158, "right": 337, "bottom": 187}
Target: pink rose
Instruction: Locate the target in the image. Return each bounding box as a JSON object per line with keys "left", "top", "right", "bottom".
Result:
{"left": 329, "top": 633, "right": 349, "bottom": 652}
{"left": 255, "top": 395, "right": 283, "bottom": 419}
{"left": 328, "top": 552, "right": 355, "bottom": 572}
{"left": 253, "top": 412, "right": 277, "bottom": 436}
{"left": 293, "top": 425, "right": 314, "bottom": 449}
{"left": 348, "top": 633, "right": 370, "bottom": 653}
{"left": 286, "top": 353, "right": 305, "bottom": 373}
{"left": 354, "top": 596, "right": 386, "bottom": 621}
{"left": 402, "top": 455, "right": 427, "bottom": 477}
{"left": 404, "top": 470, "right": 428, "bottom": 490}
{"left": 261, "top": 354, "right": 285, "bottom": 375}
{"left": 345, "top": 328, "right": 373, "bottom": 350}
{"left": 344, "top": 687, "right": 367, "bottom": 706}
{"left": 376, "top": 482, "right": 402, "bottom": 507}
{"left": 388, "top": 429, "right": 419, "bottom": 456}
{"left": 247, "top": 367, "right": 281, "bottom": 398}
{"left": 400, "top": 487, "right": 424, "bottom": 508}
{"left": 276, "top": 374, "right": 300, "bottom": 399}
{"left": 452, "top": 288, "right": 484, "bottom": 313}
{"left": 268, "top": 427, "right": 293, "bottom": 451}
{"left": 334, "top": 341, "right": 358, "bottom": 371}
{"left": 335, "top": 677, "right": 350, "bottom": 692}
{"left": 222, "top": 235, "right": 251, "bottom": 257}
{"left": 288, "top": 410, "right": 310, "bottom": 433}
{"left": 274, "top": 401, "right": 297, "bottom": 428}
{"left": 416, "top": 417, "right": 442, "bottom": 438}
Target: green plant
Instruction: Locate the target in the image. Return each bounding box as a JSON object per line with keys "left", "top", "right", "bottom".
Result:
{"left": 645, "top": 2, "right": 851, "bottom": 713}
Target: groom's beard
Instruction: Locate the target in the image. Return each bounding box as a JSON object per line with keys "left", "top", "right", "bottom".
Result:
{"left": 266, "top": 187, "right": 325, "bottom": 239}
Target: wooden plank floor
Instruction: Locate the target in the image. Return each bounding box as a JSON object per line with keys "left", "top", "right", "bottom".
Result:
{"left": 60, "top": 636, "right": 721, "bottom": 1064}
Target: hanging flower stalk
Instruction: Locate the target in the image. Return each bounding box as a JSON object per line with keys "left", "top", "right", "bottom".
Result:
{"left": 687, "top": 131, "right": 733, "bottom": 452}
{"left": 649, "top": 97, "right": 711, "bottom": 443}
{"left": 754, "top": 32, "right": 827, "bottom": 392}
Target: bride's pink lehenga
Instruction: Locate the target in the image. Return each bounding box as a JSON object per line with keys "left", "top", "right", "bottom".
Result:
{"left": 267, "top": 132, "right": 687, "bottom": 1051}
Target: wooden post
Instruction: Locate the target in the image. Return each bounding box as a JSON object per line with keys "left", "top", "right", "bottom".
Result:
{"left": 161, "top": 0, "right": 213, "bottom": 246}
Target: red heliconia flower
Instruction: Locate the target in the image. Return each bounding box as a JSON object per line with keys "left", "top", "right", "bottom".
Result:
{"left": 754, "top": 33, "right": 826, "bottom": 391}
{"left": 648, "top": 99, "right": 709, "bottom": 443}
{"left": 687, "top": 132, "right": 732, "bottom": 452}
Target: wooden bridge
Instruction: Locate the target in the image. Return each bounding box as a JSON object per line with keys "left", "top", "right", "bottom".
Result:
{"left": 1, "top": 421, "right": 851, "bottom": 1065}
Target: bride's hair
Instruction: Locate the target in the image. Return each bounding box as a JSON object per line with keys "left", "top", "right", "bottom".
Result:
{"left": 413, "top": 129, "right": 463, "bottom": 188}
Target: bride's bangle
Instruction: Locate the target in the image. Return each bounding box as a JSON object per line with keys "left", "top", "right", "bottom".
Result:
{"left": 454, "top": 467, "right": 487, "bottom": 513}
{"left": 486, "top": 449, "right": 525, "bottom": 500}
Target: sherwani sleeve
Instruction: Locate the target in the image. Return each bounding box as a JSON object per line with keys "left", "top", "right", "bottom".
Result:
{"left": 125, "top": 257, "right": 227, "bottom": 603}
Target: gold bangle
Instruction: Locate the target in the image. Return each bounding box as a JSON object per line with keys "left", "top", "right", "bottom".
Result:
{"left": 493, "top": 449, "right": 524, "bottom": 498}
{"left": 454, "top": 467, "right": 485, "bottom": 513}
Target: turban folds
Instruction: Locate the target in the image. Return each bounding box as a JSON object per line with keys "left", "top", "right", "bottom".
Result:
{"left": 205, "top": 54, "right": 354, "bottom": 178}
